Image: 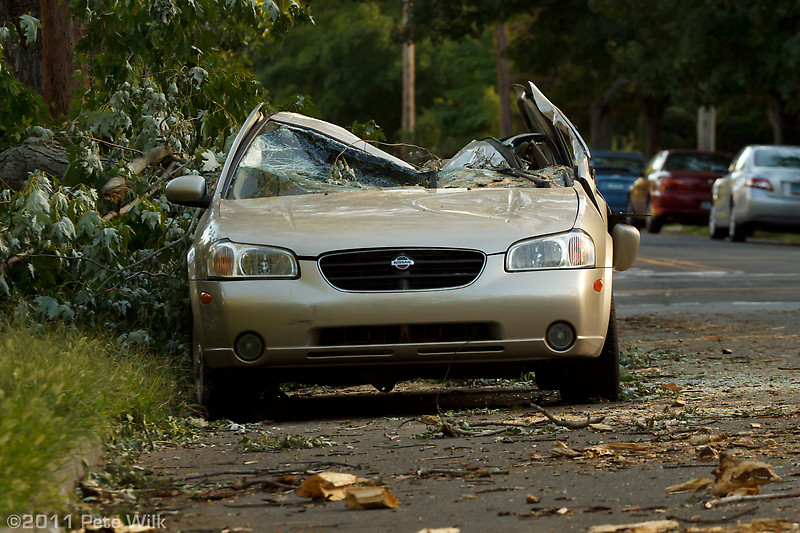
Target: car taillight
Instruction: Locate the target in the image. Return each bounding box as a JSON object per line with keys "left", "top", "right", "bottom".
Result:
{"left": 661, "top": 177, "right": 685, "bottom": 190}
{"left": 745, "top": 177, "right": 773, "bottom": 191}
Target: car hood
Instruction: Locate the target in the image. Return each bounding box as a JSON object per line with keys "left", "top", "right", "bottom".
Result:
{"left": 216, "top": 187, "right": 579, "bottom": 256}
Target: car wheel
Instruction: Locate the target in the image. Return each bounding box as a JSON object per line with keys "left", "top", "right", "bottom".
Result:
{"left": 645, "top": 202, "right": 662, "bottom": 234}
{"left": 558, "top": 299, "right": 620, "bottom": 403}
{"left": 728, "top": 202, "right": 747, "bottom": 242}
{"left": 193, "top": 327, "right": 266, "bottom": 421}
{"left": 709, "top": 204, "right": 726, "bottom": 240}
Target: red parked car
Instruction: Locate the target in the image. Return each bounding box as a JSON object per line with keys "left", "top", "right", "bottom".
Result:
{"left": 628, "top": 150, "right": 731, "bottom": 233}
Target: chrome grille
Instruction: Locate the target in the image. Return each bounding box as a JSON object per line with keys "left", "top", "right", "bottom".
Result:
{"left": 318, "top": 249, "right": 485, "bottom": 291}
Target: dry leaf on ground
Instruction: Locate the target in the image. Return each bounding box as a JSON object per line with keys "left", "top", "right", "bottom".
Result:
{"left": 295, "top": 472, "right": 372, "bottom": 501}
{"left": 711, "top": 454, "right": 781, "bottom": 496}
{"left": 658, "top": 383, "right": 683, "bottom": 393}
{"left": 345, "top": 486, "right": 400, "bottom": 509}
{"left": 665, "top": 477, "right": 713, "bottom": 493}
{"left": 415, "top": 529, "right": 460, "bottom": 533}
{"left": 587, "top": 519, "right": 680, "bottom": 533}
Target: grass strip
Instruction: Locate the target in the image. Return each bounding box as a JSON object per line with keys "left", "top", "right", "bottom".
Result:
{"left": 0, "top": 323, "right": 182, "bottom": 516}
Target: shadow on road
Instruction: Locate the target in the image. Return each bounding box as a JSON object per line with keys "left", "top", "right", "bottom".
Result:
{"left": 250, "top": 386, "right": 554, "bottom": 422}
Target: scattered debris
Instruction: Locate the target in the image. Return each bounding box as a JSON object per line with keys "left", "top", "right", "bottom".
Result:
{"left": 657, "top": 383, "right": 682, "bottom": 393}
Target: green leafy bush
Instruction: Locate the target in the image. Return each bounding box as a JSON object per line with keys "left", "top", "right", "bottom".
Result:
{"left": 0, "top": 172, "right": 196, "bottom": 350}
{"left": 0, "top": 323, "right": 181, "bottom": 515}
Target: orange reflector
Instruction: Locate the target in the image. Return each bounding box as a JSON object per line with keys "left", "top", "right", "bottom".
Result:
{"left": 592, "top": 280, "right": 603, "bottom": 292}
{"left": 199, "top": 291, "right": 212, "bottom": 305}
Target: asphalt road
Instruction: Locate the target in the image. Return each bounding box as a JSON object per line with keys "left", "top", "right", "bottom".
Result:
{"left": 614, "top": 230, "right": 800, "bottom": 317}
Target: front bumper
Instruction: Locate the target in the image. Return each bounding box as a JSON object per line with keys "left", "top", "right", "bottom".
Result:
{"left": 191, "top": 255, "right": 613, "bottom": 375}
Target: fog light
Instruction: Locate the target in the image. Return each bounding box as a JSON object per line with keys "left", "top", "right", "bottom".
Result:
{"left": 546, "top": 322, "right": 576, "bottom": 352}
{"left": 234, "top": 332, "right": 264, "bottom": 361}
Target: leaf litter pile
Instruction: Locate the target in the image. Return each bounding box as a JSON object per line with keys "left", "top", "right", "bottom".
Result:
{"left": 80, "top": 312, "right": 800, "bottom": 532}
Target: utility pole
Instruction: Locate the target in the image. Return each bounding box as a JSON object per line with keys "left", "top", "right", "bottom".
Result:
{"left": 401, "top": 0, "right": 415, "bottom": 158}
{"left": 495, "top": 21, "right": 512, "bottom": 138}
{"left": 697, "top": 106, "right": 716, "bottom": 151}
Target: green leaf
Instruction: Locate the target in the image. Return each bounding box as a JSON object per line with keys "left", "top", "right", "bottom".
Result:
{"left": 18, "top": 15, "right": 41, "bottom": 45}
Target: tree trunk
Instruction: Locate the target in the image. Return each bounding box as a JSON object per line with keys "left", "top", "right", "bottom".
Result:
{"left": 765, "top": 94, "right": 784, "bottom": 145}
{"left": 0, "top": 137, "right": 69, "bottom": 189}
{"left": 40, "top": 0, "right": 86, "bottom": 119}
{"left": 590, "top": 80, "right": 625, "bottom": 150}
{"left": 0, "top": 0, "right": 43, "bottom": 95}
{"left": 639, "top": 95, "right": 669, "bottom": 159}
{"left": 495, "top": 21, "right": 512, "bottom": 138}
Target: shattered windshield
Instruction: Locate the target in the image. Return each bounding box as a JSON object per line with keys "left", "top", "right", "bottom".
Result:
{"left": 227, "top": 120, "right": 568, "bottom": 199}
{"left": 228, "top": 120, "right": 426, "bottom": 199}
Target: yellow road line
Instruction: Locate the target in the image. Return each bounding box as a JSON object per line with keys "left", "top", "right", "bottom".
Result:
{"left": 635, "top": 256, "right": 726, "bottom": 272}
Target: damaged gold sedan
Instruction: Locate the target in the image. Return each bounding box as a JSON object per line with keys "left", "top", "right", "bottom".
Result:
{"left": 167, "top": 82, "right": 640, "bottom": 418}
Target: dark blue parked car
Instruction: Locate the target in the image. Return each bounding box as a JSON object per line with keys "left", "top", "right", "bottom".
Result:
{"left": 592, "top": 150, "right": 645, "bottom": 213}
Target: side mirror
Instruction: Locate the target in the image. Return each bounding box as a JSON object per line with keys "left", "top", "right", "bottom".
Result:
{"left": 166, "top": 175, "right": 211, "bottom": 208}
{"left": 612, "top": 223, "right": 640, "bottom": 271}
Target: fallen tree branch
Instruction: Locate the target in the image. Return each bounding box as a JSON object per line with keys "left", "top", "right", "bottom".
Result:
{"left": 530, "top": 404, "right": 605, "bottom": 429}
{"left": 130, "top": 146, "right": 172, "bottom": 175}
{"left": 416, "top": 467, "right": 509, "bottom": 478}
{"left": 102, "top": 159, "right": 186, "bottom": 222}
{"left": 704, "top": 490, "right": 800, "bottom": 508}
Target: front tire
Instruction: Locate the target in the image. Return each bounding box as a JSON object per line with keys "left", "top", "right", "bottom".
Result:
{"left": 193, "top": 328, "right": 264, "bottom": 421}
{"left": 709, "top": 204, "right": 726, "bottom": 240}
{"left": 558, "top": 299, "right": 620, "bottom": 403}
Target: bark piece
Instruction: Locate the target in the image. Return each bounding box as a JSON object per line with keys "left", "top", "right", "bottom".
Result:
{"left": 344, "top": 486, "right": 400, "bottom": 509}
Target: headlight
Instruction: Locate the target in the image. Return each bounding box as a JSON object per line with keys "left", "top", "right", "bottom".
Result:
{"left": 207, "top": 241, "right": 298, "bottom": 278}
{"left": 506, "top": 230, "right": 595, "bottom": 271}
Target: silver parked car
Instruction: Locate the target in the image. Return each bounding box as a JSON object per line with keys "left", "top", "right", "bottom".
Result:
{"left": 710, "top": 145, "right": 800, "bottom": 241}
{"left": 166, "top": 82, "right": 640, "bottom": 418}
